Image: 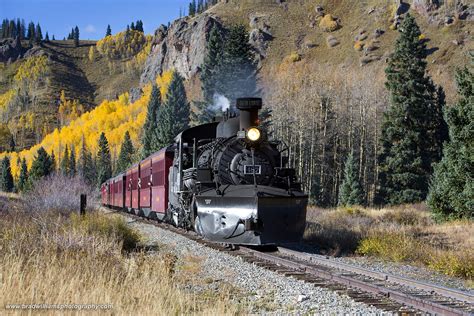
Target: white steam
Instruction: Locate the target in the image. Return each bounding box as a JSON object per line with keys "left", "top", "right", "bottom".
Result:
{"left": 212, "top": 93, "right": 230, "bottom": 112}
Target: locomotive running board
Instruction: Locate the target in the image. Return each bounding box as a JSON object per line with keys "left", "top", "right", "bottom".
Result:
{"left": 194, "top": 185, "right": 307, "bottom": 245}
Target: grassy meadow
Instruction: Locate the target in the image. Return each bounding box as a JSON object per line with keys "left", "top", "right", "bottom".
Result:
{"left": 304, "top": 204, "right": 474, "bottom": 283}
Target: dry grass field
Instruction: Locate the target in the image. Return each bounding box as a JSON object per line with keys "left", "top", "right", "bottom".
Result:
{"left": 304, "top": 204, "right": 474, "bottom": 282}
{"left": 0, "top": 187, "right": 240, "bottom": 315}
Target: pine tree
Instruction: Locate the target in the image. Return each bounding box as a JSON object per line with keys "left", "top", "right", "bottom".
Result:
{"left": 29, "top": 147, "right": 53, "bottom": 181}
{"left": 45, "top": 32, "right": 49, "bottom": 42}
{"left": 17, "top": 158, "right": 28, "bottom": 192}
{"left": 338, "top": 153, "right": 364, "bottom": 206}
{"left": 69, "top": 146, "right": 76, "bottom": 177}
{"left": 141, "top": 85, "right": 162, "bottom": 158}
{"left": 196, "top": 24, "right": 224, "bottom": 124}
{"left": 376, "top": 14, "right": 448, "bottom": 205}
{"left": 189, "top": 0, "right": 196, "bottom": 16}
{"left": 130, "top": 22, "right": 135, "bottom": 31}
{"left": 427, "top": 66, "right": 473, "bottom": 220}
{"left": 52, "top": 34, "right": 56, "bottom": 41}
{"left": 96, "top": 132, "right": 112, "bottom": 186}
{"left": 51, "top": 150, "right": 56, "bottom": 171}
{"left": 1, "top": 157, "right": 14, "bottom": 192}
{"left": 106, "top": 24, "right": 112, "bottom": 37}
{"left": 61, "top": 145, "right": 70, "bottom": 176}
{"left": 156, "top": 72, "right": 190, "bottom": 148}
{"left": 135, "top": 20, "right": 144, "bottom": 32}
{"left": 27, "top": 22, "right": 35, "bottom": 44}
{"left": 216, "top": 24, "right": 257, "bottom": 108}
{"left": 9, "top": 134, "right": 15, "bottom": 151}
{"left": 117, "top": 131, "right": 135, "bottom": 173}
{"left": 35, "top": 23, "right": 42, "bottom": 44}
{"left": 79, "top": 137, "right": 96, "bottom": 185}
{"left": 73, "top": 26, "right": 80, "bottom": 47}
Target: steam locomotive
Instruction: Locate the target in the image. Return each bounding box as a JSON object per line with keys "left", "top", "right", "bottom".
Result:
{"left": 101, "top": 98, "right": 308, "bottom": 245}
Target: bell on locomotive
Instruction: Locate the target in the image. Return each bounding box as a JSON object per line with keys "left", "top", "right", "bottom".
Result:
{"left": 172, "top": 97, "right": 308, "bottom": 246}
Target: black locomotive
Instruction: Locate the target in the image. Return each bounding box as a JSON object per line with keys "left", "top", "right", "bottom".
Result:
{"left": 102, "top": 98, "right": 308, "bottom": 245}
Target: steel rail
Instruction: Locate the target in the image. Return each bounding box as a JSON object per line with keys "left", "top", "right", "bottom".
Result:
{"left": 278, "top": 246, "right": 474, "bottom": 305}
{"left": 241, "top": 247, "right": 473, "bottom": 316}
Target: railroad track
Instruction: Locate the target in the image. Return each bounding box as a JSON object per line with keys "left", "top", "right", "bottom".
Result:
{"left": 105, "top": 208, "right": 474, "bottom": 315}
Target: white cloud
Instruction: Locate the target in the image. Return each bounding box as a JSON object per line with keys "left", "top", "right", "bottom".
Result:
{"left": 85, "top": 24, "right": 96, "bottom": 33}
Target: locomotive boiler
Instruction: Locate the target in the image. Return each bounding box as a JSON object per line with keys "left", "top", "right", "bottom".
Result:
{"left": 102, "top": 98, "right": 308, "bottom": 245}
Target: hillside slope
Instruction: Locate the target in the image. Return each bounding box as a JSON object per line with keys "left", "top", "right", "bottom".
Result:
{"left": 209, "top": 0, "right": 472, "bottom": 100}
{"left": 0, "top": 39, "right": 143, "bottom": 150}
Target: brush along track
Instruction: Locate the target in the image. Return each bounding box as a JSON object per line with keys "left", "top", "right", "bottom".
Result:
{"left": 106, "top": 208, "right": 474, "bottom": 315}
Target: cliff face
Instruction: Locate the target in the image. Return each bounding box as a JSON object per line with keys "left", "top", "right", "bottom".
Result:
{"left": 140, "top": 14, "right": 222, "bottom": 85}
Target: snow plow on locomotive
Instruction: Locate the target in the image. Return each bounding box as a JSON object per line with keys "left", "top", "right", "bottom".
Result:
{"left": 102, "top": 98, "right": 308, "bottom": 245}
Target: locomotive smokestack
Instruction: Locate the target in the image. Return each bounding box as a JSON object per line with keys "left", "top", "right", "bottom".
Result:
{"left": 236, "top": 98, "right": 262, "bottom": 130}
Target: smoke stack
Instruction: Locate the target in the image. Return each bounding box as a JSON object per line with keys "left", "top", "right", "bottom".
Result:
{"left": 236, "top": 98, "right": 262, "bottom": 130}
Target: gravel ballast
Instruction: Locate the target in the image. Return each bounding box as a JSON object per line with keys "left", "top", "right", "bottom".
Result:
{"left": 122, "top": 216, "right": 387, "bottom": 315}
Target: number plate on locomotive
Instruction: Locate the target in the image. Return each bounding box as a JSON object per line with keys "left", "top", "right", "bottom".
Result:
{"left": 244, "top": 165, "right": 261, "bottom": 175}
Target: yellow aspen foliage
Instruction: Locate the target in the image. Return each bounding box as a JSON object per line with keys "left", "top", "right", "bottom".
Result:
{"left": 156, "top": 70, "right": 174, "bottom": 100}
{"left": 13, "top": 55, "right": 49, "bottom": 83}
{"left": 58, "top": 90, "right": 84, "bottom": 126}
{"left": 0, "top": 72, "right": 171, "bottom": 179}
{"left": 0, "top": 89, "right": 15, "bottom": 112}
{"left": 88, "top": 46, "right": 95, "bottom": 61}
{"left": 96, "top": 30, "right": 147, "bottom": 60}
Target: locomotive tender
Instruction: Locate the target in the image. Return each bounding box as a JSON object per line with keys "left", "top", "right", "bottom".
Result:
{"left": 102, "top": 98, "right": 308, "bottom": 245}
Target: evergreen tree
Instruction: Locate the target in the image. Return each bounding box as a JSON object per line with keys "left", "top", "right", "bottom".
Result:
{"left": 96, "top": 132, "right": 112, "bottom": 186}
{"left": 0, "top": 157, "right": 14, "bottom": 192}
{"left": 130, "top": 22, "right": 135, "bottom": 31}
{"left": 338, "top": 153, "right": 364, "bottom": 206}
{"left": 29, "top": 147, "right": 53, "bottom": 181}
{"left": 135, "top": 20, "right": 144, "bottom": 32}
{"left": 189, "top": 0, "right": 196, "bottom": 16}
{"left": 45, "top": 31, "right": 49, "bottom": 42}
{"left": 117, "top": 131, "right": 135, "bottom": 173}
{"left": 73, "top": 26, "right": 79, "bottom": 47}
{"left": 52, "top": 34, "right": 56, "bottom": 41}
{"left": 216, "top": 24, "right": 257, "bottom": 108}
{"left": 141, "top": 85, "right": 162, "bottom": 158}
{"left": 9, "top": 20, "right": 16, "bottom": 38}
{"left": 16, "top": 19, "right": 21, "bottom": 38}
{"left": 27, "top": 22, "right": 35, "bottom": 44}
{"left": 427, "top": 66, "right": 473, "bottom": 219}
{"left": 198, "top": 0, "right": 204, "bottom": 13}
{"left": 20, "top": 19, "right": 26, "bottom": 39}
{"left": 69, "top": 146, "right": 76, "bottom": 177}
{"left": 196, "top": 24, "right": 224, "bottom": 124}
{"left": 79, "top": 137, "right": 96, "bottom": 185}
{"left": 35, "top": 23, "right": 42, "bottom": 44}
{"left": 376, "top": 14, "right": 448, "bottom": 205}
{"left": 17, "top": 158, "right": 28, "bottom": 192}
{"left": 9, "top": 135, "right": 15, "bottom": 152}
{"left": 51, "top": 150, "right": 56, "bottom": 171}
{"left": 106, "top": 24, "right": 112, "bottom": 37}
{"left": 61, "top": 145, "right": 70, "bottom": 176}
{"left": 68, "top": 28, "right": 74, "bottom": 40}
{"left": 156, "top": 72, "right": 190, "bottom": 148}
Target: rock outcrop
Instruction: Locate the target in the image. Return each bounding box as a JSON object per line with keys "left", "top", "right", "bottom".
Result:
{"left": 0, "top": 37, "right": 25, "bottom": 63}
{"left": 248, "top": 13, "right": 273, "bottom": 63}
{"left": 140, "top": 14, "right": 222, "bottom": 85}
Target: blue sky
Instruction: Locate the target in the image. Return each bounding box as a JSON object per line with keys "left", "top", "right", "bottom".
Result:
{"left": 1, "top": 0, "right": 191, "bottom": 40}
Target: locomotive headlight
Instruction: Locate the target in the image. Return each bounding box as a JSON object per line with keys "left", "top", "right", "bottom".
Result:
{"left": 247, "top": 128, "right": 261, "bottom": 142}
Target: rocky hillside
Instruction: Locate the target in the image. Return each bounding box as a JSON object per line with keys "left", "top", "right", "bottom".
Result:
{"left": 0, "top": 39, "right": 142, "bottom": 150}
{"left": 138, "top": 0, "right": 472, "bottom": 102}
